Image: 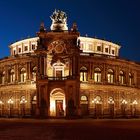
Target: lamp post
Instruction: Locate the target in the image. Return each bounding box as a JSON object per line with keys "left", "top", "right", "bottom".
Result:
{"left": 92, "top": 98, "right": 100, "bottom": 118}
{"left": 7, "top": 98, "right": 14, "bottom": 117}
{"left": 20, "top": 98, "right": 27, "bottom": 117}
{"left": 132, "top": 100, "right": 138, "bottom": 118}
{"left": 121, "top": 99, "right": 127, "bottom": 118}
{"left": 108, "top": 98, "right": 114, "bottom": 118}
{"left": 0, "top": 100, "right": 3, "bottom": 117}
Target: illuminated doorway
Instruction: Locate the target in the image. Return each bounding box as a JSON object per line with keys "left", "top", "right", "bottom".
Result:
{"left": 50, "top": 88, "right": 65, "bottom": 117}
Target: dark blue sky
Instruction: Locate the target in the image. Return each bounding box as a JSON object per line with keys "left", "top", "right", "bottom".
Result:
{"left": 0, "top": 0, "right": 140, "bottom": 62}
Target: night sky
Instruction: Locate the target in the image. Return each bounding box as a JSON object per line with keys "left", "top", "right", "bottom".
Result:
{"left": 0, "top": 0, "right": 140, "bottom": 62}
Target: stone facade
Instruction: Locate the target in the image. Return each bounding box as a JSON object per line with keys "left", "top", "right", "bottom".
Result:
{"left": 0, "top": 10, "right": 140, "bottom": 118}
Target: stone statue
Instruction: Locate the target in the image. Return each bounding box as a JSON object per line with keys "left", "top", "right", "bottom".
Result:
{"left": 50, "top": 9, "right": 68, "bottom": 31}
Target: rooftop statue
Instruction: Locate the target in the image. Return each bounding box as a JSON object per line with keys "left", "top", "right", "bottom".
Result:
{"left": 50, "top": 9, "right": 68, "bottom": 31}
{"left": 50, "top": 9, "right": 67, "bottom": 24}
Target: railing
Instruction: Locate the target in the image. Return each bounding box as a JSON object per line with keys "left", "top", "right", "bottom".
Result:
{"left": 47, "top": 76, "right": 76, "bottom": 81}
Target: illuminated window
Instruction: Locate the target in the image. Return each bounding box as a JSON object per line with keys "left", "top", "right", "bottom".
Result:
{"left": 80, "top": 67, "right": 88, "bottom": 82}
{"left": 107, "top": 69, "right": 114, "bottom": 83}
{"left": 80, "top": 95, "right": 88, "bottom": 104}
{"left": 94, "top": 68, "right": 101, "bottom": 82}
{"left": 9, "top": 69, "right": 15, "bottom": 83}
{"left": 80, "top": 43, "right": 84, "bottom": 49}
{"left": 119, "top": 71, "right": 125, "bottom": 84}
{"left": 88, "top": 44, "right": 92, "bottom": 50}
{"left": 53, "top": 62, "right": 65, "bottom": 78}
{"left": 129, "top": 73, "right": 133, "bottom": 86}
{"left": 20, "top": 68, "right": 26, "bottom": 82}
{"left": 81, "top": 95, "right": 88, "bottom": 101}
{"left": 32, "top": 67, "right": 37, "bottom": 81}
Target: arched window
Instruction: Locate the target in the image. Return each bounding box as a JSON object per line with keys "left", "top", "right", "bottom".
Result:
{"left": 32, "top": 67, "right": 37, "bottom": 81}
{"left": 94, "top": 68, "right": 101, "bottom": 82}
{"left": 80, "top": 95, "right": 88, "bottom": 104}
{"left": 20, "top": 68, "right": 26, "bottom": 82}
{"left": 107, "top": 69, "right": 114, "bottom": 83}
{"left": 9, "top": 69, "right": 15, "bottom": 83}
{"left": 129, "top": 73, "right": 133, "bottom": 86}
{"left": 119, "top": 71, "right": 125, "bottom": 84}
{"left": 80, "top": 67, "right": 88, "bottom": 82}
{"left": 32, "top": 95, "right": 37, "bottom": 104}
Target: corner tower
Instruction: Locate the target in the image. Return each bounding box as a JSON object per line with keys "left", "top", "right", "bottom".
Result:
{"left": 35, "top": 10, "right": 80, "bottom": 118}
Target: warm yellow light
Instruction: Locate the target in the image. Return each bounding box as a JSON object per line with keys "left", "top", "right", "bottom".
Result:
{"left": 7, "top": 99, "right": 14, "bottom": 104}
{"left": 121, "top": 99, "right": 127, "bottom": 104}
{"left": 20, "top": 98, "right": 27, "bottom": 104}
{"left": 133, "top": 100, "right": 138, "bottom": 105}
{"left": 0, "top": 100, "right": 3, "bottom": 104}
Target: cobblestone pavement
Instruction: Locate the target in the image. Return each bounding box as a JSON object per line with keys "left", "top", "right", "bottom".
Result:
{"left": 0, "top": 118, "right": 140, "bottom": 140}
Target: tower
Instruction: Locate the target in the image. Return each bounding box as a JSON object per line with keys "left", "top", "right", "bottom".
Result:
{"left": 35, "top": 10, "right": 80, "bottom": 118}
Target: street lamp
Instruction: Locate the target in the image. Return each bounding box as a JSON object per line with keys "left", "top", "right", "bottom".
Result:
{"left": 92, "top": 96, "right": 101, "bottom": 118}
{"left": 121, "top": 99, "right": 127, "bottom": 117}
{"left": 108, "top": 97, "right": 115, "bottom": 118}
{"left": 7, "top": 98, "right": 14, "bottom": 117}
{"left": 132, "top": 100, "right": 138, "bottom": 117}
{"left": 0, "top": 100, "right": 3, "bottom": 117}
{"left": 20, "top": 97, "right": 27, "bottom": 117}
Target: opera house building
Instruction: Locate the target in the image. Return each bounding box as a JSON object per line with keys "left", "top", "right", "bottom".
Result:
{"left": 0, "top": 10, "right": 140, "bottom": 118}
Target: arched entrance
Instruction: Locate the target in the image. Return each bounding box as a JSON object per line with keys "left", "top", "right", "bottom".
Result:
{"left": 50, "top": 88, "right": 65, "bottom": 117}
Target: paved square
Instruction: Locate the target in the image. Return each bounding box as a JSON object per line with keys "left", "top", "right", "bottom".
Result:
{"left": 0, "top": 119, "right": 140, "bottom": 140}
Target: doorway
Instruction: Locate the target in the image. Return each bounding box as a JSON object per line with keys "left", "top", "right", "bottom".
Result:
{"left": 50, "top": 88, "right": 65, "bottom": 117}
{"left": 56, "top": 100, "right": 64, "bottom": 117}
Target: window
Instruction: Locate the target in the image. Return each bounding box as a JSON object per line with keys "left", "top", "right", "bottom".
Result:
{"left": 94, "top": 68, "right": 101, "bottom": 82}
{"left": 20, "top": 68, "right": 26, "bottom": 82}
{"left": 105, "top": 48, "right": 108, "bottom": 53}
{"left": 1, "top": 71, "right": 5, "bottom": 84}
{"left": 53, "top": 62, "right": 65, "bottom": 78}
{"left": 119, "top": 71, "right": 125, "bottom": 84}
{"left": 13, "top": 50, "right": 16, "bottom": 55}
{"left": 9, "top": 69, "right": 15, "bottom": 83}
{"left": 97, "top": 46, "right": 101, "bottom": 51}
{"left": 107, "top": 69, "right": 114, "bottom": 83}
{"left": 112, "top": 50, "right": 115, "bottom": 55}
{"left": 32, "top": 67, "right": 37, "bottom": 81}
{"left": 19, "top": 48, "right": 21, "bottom": 53}
{"left": 88, "top": 44, "right": 92, "bottom": 50}
{"left": 24, "top": 46, "right": 28, "bottom": 51}
{"left": 80, "top": 43, "right": 84, "bottom": 49}
{"left": 80, "top": 95, "right": 88, "bottom": 104}
{"left": 129, "top": 73, "right": 133, "bottom": 86}
{"left": 80, "top": 67, "right": 88, "bottom": 82}
{"left": 32, "top": 44, "right": 36, "bottom": 50}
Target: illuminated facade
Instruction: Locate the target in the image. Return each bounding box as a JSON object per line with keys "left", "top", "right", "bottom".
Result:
{"left": 0, "top": 10, "right": 140, "bottom": 118}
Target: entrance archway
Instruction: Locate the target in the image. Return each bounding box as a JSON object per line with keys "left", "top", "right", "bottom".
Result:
{"left": 50, "top": 88, "right": 65, "bottom": 117}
